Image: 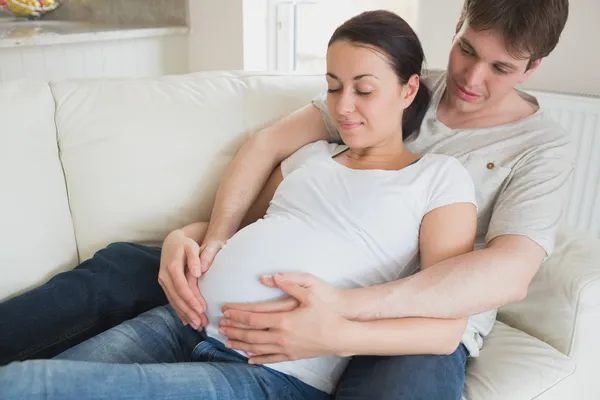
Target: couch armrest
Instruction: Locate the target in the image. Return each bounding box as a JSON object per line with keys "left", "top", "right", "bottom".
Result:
{"left": 498, "top": 227, "right": 600, "bottom": 356}
{"left": 497, "top": 228, "right": 600, "bottom": 397}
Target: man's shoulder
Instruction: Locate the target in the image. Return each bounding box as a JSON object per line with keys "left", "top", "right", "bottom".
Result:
{"left": 512, "top": 112, "right": 575, "bottom": 172}
{"left": 523, "top": 111, "right": 573, "bottom": 152}
{"left": 422, "top": 69, "right": 446, "bottom": 91}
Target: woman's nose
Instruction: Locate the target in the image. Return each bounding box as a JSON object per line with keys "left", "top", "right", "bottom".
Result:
{"left": 336, "top": 91, "right": 356, "bottom": 115}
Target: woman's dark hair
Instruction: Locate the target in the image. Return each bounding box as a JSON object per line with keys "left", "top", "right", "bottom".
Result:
{"left": 328, "top": 10, "right": 431, "bottom": 139}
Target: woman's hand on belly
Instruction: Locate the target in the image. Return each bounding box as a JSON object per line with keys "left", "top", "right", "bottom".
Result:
{"left": 218, "top": 273, "right": 351, "bottom": 364}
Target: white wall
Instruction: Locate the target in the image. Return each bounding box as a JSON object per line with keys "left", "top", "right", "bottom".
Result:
{"left": 242, "top": 0, "right": 268, "bottom": 71}
{"left": 415, "top": 0, "right": 600, "bottom": 96}
{"left": 188, "top": 0, "right": 245, "bottom": 71}
{"left": 524, "top": 0, "right": 600, "bottom": 96}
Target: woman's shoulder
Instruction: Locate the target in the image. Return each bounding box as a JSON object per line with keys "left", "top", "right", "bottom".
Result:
{"left": 414, "top": 154, "right": 475, "bottom": 193}
{"left": 417, "top": 153, "right": 464, "bottom": 171}
{"left": 281, "top": 140, "right": 345, "bottom": 177}
{"left": 297, "top": 140, "right": 346, "bottom": 157}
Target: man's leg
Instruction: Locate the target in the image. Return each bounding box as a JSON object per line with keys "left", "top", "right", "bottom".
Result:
{"left": 0, "top": 242, "right": 167, "bottom": 365}
{"left": 0, "top": 306, "right": 328, "bottom": 400}
{"left": 335, "top": 345, "right": 469, "bottom": 400}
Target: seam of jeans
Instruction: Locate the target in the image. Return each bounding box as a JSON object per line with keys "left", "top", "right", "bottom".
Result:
{"left": 205, "top": 348, "right": 219, "bottom": 362}
{"left": 5, "top": 307, "right": 146, "bottom": 363}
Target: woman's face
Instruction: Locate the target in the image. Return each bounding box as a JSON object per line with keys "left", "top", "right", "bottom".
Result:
{"left": 326, "top": 40, "right": 415, "bottom": 149}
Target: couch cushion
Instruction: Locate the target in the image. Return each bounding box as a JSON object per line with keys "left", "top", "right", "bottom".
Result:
{"left": 0, "top": 80, "right": 78, "bottom": 301}
{"left": 51, "top": 71, "right": 326, "bottom": 261}
{"left": 497, "top": 227, "right": 600, "bottom": 398}
{"left": 464, "top": 321, "right": 575, "bottom": 400}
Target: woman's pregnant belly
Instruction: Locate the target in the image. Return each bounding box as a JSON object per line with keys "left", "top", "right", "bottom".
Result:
{"left": 199, "top": 216, "right": 357, "bottom": 344}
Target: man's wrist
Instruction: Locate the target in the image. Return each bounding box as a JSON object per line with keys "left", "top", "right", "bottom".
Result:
{"left": 339, "top": 283, "right": 405, "bottom": 322}
{"left": 337, "top": 289, "right": 359, "bottom": 319}
{"left": 338, "top": 287, "right": 380, "bottom": 321}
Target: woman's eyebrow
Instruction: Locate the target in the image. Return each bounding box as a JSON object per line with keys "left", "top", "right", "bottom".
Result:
{"left": 326, "top": 72, "right": 379, "bottom": 80}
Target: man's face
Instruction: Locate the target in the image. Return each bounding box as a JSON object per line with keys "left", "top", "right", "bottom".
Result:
{"left": 445, "top": 19, "right": 540, "bottom": 114}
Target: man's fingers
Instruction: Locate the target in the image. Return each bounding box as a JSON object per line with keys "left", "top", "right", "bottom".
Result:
{"left": 259, "top": 275, "right": 276, "bottom": 288}
{"left": 266, "top": 272, "right": 317, "bottom": 288}
{"left": 249, "top": 354, "right": 289, "bottom": 365}
{"left": 222, "top": 310, "right": 282, "bottom": 329}
{"left": 272, "top": 275, "right": 311, "bottom": 304}
{"left": 222, "top": 298, "right": 298, "bottom": 313}
{"left": 219, "top": 318, "right": 254, "bottom": 329}
{"left": 220, "top": 326, "right": 280, "bottom": 344}
{"left": 224, "top": 341, "right": 281, "bottom": 357}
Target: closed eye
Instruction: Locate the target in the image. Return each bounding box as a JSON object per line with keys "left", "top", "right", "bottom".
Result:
{"left": 459, "top": 44, "right": 475, "bottom": 57}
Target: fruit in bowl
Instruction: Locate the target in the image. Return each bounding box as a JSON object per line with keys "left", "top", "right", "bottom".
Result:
{"left": 0, "top": 0, "right": 59, "bottom": 19}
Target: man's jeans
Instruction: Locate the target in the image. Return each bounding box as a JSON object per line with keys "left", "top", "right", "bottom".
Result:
{"left": 0, "top": 242, "right": 168, "bottom": 364}
{"left": 0, "top": 305, "right": 328, "bottom": 400}
{"left": 0, "top": 241, "right": 469, "bottom": 399}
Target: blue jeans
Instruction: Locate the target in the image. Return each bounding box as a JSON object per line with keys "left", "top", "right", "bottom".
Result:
{"left": 335, "top": 345, "right": 469, "bottom": 399}
{"left": 0, "top": 242, "right": 168, "bottom": 364}
{"left": 0, "top": 241, "right": 468, "bottom": 399}
{"left": 0, "top": 305, "right": 328, "bottom": 399}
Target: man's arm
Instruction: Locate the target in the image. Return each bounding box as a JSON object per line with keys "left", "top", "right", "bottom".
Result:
{"left": 203, "top": 104, "right": 330, "bottom": 243}
{"left": 344, "top": 235, "right": 545, "bottom": 321}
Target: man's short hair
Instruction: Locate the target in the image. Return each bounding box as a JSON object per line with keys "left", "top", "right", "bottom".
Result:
{"left": 458, "top": 0, "right": 569, "bottom": 67}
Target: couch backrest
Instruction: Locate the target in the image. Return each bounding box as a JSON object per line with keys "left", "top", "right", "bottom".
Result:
{"left": 0, "top": 80, "right": 79, "bottom": 301}
{"left": 528, "top": 90, "right": 600, "bottom": 237}
{"left": 2, "top": 70, "right": 597, "bottom": 302}
{"left": 50, "top": 71, "right": 327, "bottom": 262}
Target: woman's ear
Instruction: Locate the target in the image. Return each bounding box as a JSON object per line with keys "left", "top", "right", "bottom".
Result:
{"left": 402, "top": 74, "right": 420, "bottom": 107}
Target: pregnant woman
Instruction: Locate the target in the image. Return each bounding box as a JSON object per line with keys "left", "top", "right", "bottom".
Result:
{"left": 0, "top": 10, "right": 477, "bottom": 400}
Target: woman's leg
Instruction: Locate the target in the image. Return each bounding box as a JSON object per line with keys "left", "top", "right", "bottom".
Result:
{"left": 0, "top": 357, "right": 325, "bottom": 400}
{"left": 334, "top": 344, "right": 469, "bottom": 400}
{"left": 0, "top": 242, "right": 167, "bottom": 365}
{"left": 54, "top": 305, "right": 200, "bottom": 364}
{"left": 0, "top": 306, "right": 328, "bottom": 400}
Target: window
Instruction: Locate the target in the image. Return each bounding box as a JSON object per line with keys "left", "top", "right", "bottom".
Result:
{"left": 266, "top": 0, "right": 418, "bottom": 73}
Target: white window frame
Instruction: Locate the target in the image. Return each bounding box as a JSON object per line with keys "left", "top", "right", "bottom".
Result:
{"left": 266, "top": 0, "right": 320, "bottom": 71}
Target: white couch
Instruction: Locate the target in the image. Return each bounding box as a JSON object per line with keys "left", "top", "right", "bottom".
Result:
{"left": 1, "top": 71, "right": 599, "bottom": 399}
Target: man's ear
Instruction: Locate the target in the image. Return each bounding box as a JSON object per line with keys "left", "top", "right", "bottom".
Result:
{"left": 518, "top": 59, "right": 543, "bottom": 84}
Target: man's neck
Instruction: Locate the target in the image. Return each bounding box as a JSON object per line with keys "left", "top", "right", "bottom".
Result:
{"left": 436, "top": 89, "right": 537, "bottom": 130}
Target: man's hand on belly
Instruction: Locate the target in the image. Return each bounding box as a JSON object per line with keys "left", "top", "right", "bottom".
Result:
{"left": 218, "top": 273, "right": 351, "bottom": 364}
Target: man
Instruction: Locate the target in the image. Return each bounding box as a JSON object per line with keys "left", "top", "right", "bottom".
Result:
{"left": 0, "top": 0, "right": 572, "bottom": 398}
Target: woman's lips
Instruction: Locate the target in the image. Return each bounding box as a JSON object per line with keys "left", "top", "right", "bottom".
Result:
{"left": 339, "top": 121, "right": 362, "bottom": 130}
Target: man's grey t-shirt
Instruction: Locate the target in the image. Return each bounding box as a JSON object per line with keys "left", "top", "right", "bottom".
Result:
{"left": 311, "top": 72, "right": 575, "bottom": 356}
